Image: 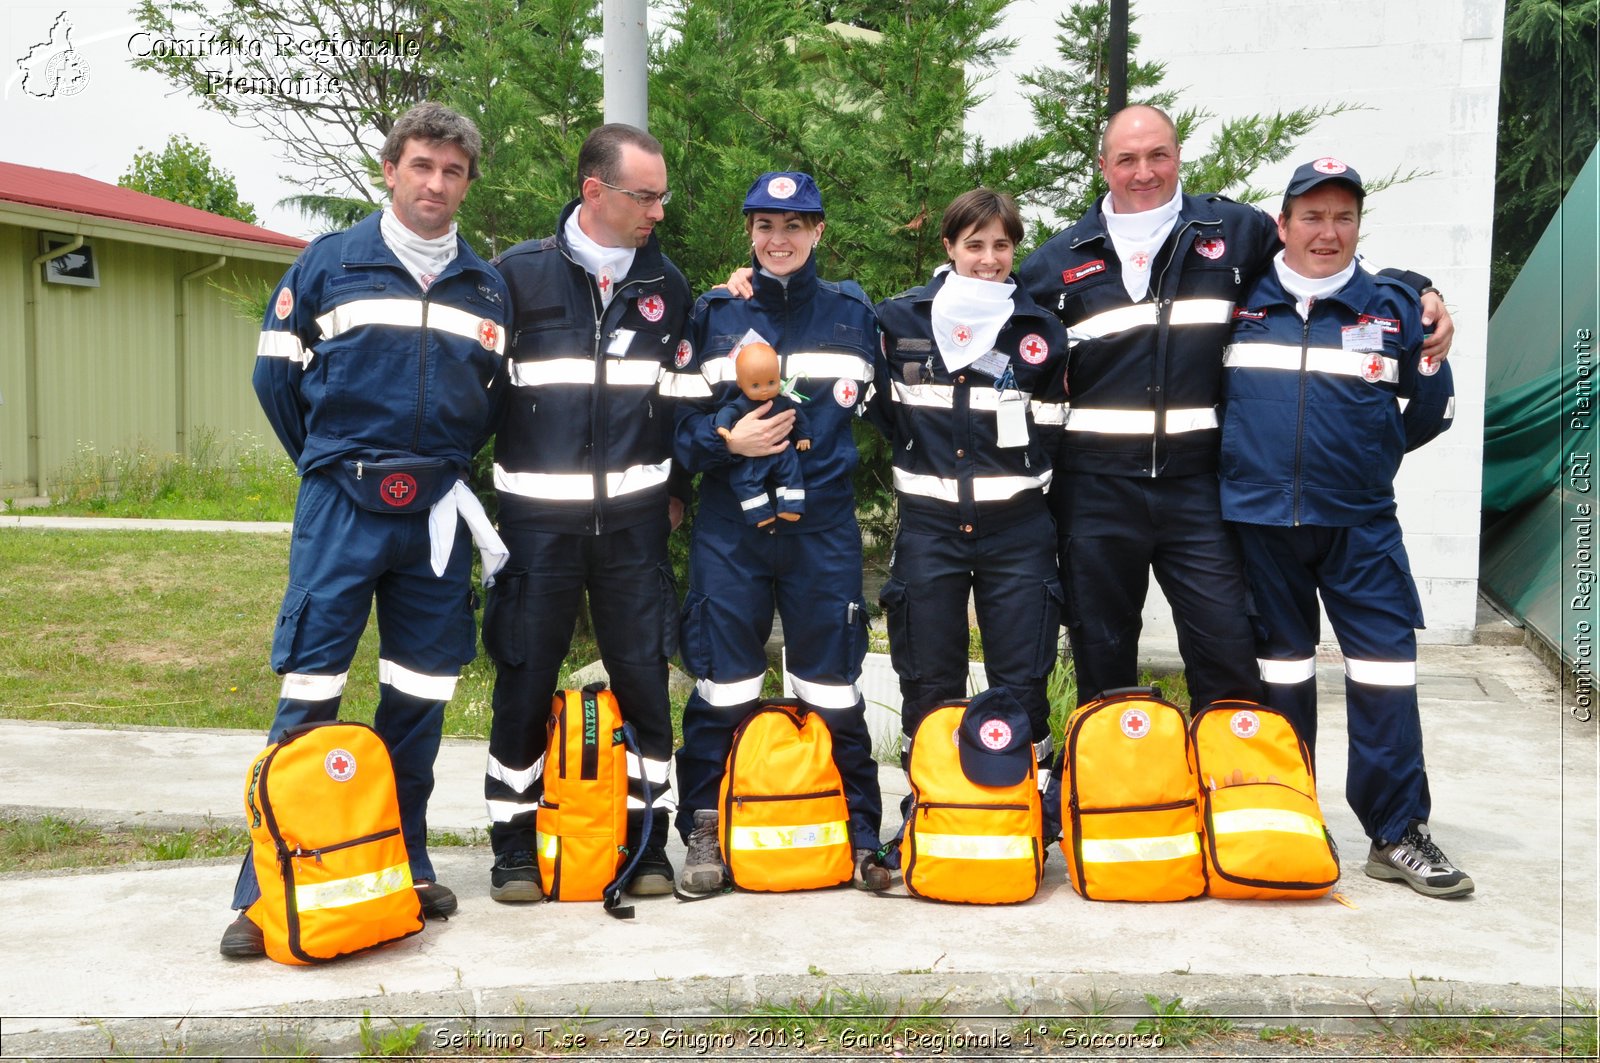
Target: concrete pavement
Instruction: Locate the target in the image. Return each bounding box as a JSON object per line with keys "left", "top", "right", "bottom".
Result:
{"left": 0, "top": 637, "right": 1595, "bottom": 1059}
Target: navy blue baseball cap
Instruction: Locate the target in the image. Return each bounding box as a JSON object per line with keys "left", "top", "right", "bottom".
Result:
{"left": 1284, "top": 157, "right": 1366, "bottom": 204}
{"left": 957, "top": 688, "right": 1033, "bottom": 788}
{"left": 743, "top": 172, "right": 824, "bottom": 216}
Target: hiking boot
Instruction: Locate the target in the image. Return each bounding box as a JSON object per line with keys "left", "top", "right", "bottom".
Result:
{"left": 853, "top": 848, "right": 891, "bottom": 892}
{"left": 219, "top": 912, "right": 265, "bottom": 959}
{"left": 624, "top": 844, "right": 675, "bottom": 897}
{"left": 490, "top": 849, "right": 542, "bottom": 903}
{"left": 678, "top": 809, "right": 728, "bottom": 895}
{"left": 1365, "top": 821, "right": 1474, "bottom": 898}
{"left": 415, "top": 880, "right": 459, "bottom": 918}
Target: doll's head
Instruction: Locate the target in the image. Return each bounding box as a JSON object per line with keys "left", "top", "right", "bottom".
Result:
{"left": 734, "top": 341, "right": 782, "bottom": 403}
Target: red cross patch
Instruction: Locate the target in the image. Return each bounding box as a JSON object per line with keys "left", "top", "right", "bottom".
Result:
{"left": 833, "top": 378, "right": 859, "bottom": 407}
{"left": 597, "top": 270, "right": 613, "bottom": 298}
{"left": 1361, "top": 353, "right": 1387, "bottom": 383}
{"left": 380, "top": 473, "right": 419, "bottom": 507}
{"left": 1229, "top": 709, "right": 1260, "bottom": 739}
{"left": 768, "top": 175, "right": 797, "bottom": 199}
{"left": 952, "top": 324, "right": 973, "bottom": 346}
{"left": 1195, "top": 237, "right": 1226, "bottom": 260}
{"left": 1418, "top": 354, "right": 1440, "bottom": 377}
{"left": 980, "top": 718, "right": 1012, "bottom": 750}
{"left": 637, "top": 294, "right": 666, "bottom": 322}
{"left": 477, "top": 319, "right": 500, "bottom": 350}
{"left": 1130, "top": 251, "right": 1150, "bottom": 270}
{"left": 274, "top": 287, "right": 294, "bottom": 320}
{"left": 674, "top": 339, "right": 693, "bottom": 368}
{"left": 1312, "top": 157, "right": 1348, "bottom": 174}
{"left": 1120, "top": 708, "right": 1151, "bottom": 740}
{"left": 324, "top": 748, "right": 357, "bottom": 782}
{"left": 1019, "top": 333, "right": 1049, "bottom": 365}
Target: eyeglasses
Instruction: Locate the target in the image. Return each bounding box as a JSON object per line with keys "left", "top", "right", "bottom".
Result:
{"left": 594, "top": 178, "right": 673, "bottom": 208}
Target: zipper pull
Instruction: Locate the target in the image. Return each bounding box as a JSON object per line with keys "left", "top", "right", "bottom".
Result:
{"left": 1233, "top": 267, "right": 1241, "bottom": 285}
{"left": 355, "top": 461, "right": 364, "bottom": 480}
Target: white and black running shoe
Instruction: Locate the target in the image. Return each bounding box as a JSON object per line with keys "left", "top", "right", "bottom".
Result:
{"left": 1365, "top": 821, "right": 1474, "bottom": 898}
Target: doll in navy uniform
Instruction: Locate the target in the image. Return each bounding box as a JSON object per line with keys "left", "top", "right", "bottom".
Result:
{"left": 713, "top": 339, "right": 810, "bottom": 526}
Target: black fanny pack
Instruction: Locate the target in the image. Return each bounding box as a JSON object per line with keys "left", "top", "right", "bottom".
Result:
{"left": 327, "top": 457, "right": 457, "bottom": 514}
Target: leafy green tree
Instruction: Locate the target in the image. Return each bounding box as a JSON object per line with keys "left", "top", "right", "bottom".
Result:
{"left": 119, "top": 135, "right": 259, "bottom": 224}
{"left": 1491, "top": 0, "right": 1598, "bottom": 310}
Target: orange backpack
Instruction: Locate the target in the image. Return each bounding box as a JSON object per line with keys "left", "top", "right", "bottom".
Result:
{"left": 1059, "top": 688, "right": 1205, "bottom": 902}
{"left": 244, "top": 721, "right": 423, "bottom": 965}
{"left": 536, "top": 683, "right": 650, "bottom": 915}
{"left": 1190, "top": 700, "right": 1339, "bottom": 899}
{"left": 902, "top": 692, "right": 1043, "bottom": 904}
{"left": 720, "top": 701, "right": 853, "bottom": 892}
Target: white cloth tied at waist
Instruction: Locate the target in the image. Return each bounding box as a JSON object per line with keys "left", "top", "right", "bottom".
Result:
{"left": 429, "top": 480, "right": 509, "bottom": 586}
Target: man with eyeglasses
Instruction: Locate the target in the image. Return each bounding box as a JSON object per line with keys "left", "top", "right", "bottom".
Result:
{"left": 483, "top": 123, "right": 691, "bottom": 904}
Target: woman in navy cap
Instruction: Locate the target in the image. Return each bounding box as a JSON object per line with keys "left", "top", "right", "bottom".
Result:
{"left": 663, "top": 171, "right": 888, "bottom": 896}
{"left": 868, "top": 188, "right": 1070, "bottom": 789}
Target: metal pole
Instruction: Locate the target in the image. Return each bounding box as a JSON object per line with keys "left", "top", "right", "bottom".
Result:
{"left": 1107, "top": 0, "right": 1128, "bottom": 116}
{"left": 603, "top": 0, "right": 649, "bottom": 129}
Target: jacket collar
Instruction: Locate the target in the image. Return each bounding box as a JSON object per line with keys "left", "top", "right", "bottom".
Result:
{"left": 338, "top": 209, "right": 492, "bottom": 283}
{"left": 1068, "top": 192, "right": 1225, "bottom": 250}
{"left": 554, "top": 197, "right": 669, "bottom": 286}
{"left": 750, "top": 252, "right": 820, "bottom": 308}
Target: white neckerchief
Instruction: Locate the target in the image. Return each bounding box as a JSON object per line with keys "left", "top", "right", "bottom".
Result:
{"left": 564, "top": 206, "right": 636, "bottom": 308}
{"left": 1102, "top": 183, "right": 1184, "bottom": 303}
{"left": 930, "top": 268, "right": 1016, "bottom": 372}
{"left": 1272, "top": 250, "right": 1356, "bottom": 320}
{"left": 381, "top": 206, "right": 458, "bottom": 291}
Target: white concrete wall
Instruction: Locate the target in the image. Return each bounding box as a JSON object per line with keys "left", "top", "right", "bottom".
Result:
{"left": 973, "top": 0, "right": 1503, "bottom": 644}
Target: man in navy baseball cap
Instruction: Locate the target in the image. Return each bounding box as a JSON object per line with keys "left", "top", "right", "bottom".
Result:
{"left": 742, "top": 171, "right": 824, "bottom": 216}
{"left": 957, "top": 688, "right": 1033, "bottom": 788}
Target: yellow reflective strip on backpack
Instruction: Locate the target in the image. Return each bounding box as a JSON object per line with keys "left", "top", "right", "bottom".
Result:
{"left": 728, "top": 821, "right": 848, "bottom": 851}
{"left": 293, "top": 863, "right": 413, "bottom": 912}
{"left": 916, "top": 832, "right": 1034, "bottom": 861}
{"left": 1079, "top": 832, "right": 1200, "bottom": 864}
{"left": 1212, "top": 808, "right": 1326, "bottom": 839}
{"left": 536, "top": 831, "right": 560, "bottom": 859}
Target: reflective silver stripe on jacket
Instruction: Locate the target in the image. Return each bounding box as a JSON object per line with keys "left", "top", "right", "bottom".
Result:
{"left": 1223, "top": 342, "right": 1399, "bottom": 384}
{"left": 1063, "top": 407, "right": 1219, "bottom": 434}
{"left": 492, "top": 461, "right": 671, "bottom": 500}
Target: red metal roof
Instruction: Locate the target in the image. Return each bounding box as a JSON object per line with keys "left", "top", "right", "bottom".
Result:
{"left": 0, "top": 161, "right": 306, "bottom": 251}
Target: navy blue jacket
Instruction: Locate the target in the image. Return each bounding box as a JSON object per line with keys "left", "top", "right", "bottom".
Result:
{"left": 491, "top": 199, "right": 692, "bottom": 534}
{"left": 667, "top": 258, "right": 878, "bottom": 532}
{"left": 253, "top": 210, "right": 508, "bottom": 478}
{"left": 1218, "top": 265, "right": 1454, "bottom": 527}
{"left": 871, "top": 269, "right": 1069, "bottom": 536}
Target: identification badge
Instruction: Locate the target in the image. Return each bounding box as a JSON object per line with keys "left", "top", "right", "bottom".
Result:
{"left": 607, "top": 328, "right": 636, "bottom": 354}
{"left": 996, "top": 390, "right": 1029, "bottom": 448}
{"left": 1340, "top": 323, "right": 1383, "bottom": 353}
{"left": 971, "top": 349, "right": 1011, "bottom": 378}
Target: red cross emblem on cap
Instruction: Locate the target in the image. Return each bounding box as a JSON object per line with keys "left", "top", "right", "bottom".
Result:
{"left": 1019, "top": 334, "right": 1049, "bottom": 365}
{"left": 477, "top": 319, "right": 499, "bottom": 350}
{"left": 380, "top": 473, "right": 418, "bottom": 507}
{"left": 768, "top": 176, "right": 797, "bottom": 199}
{"left": 1312, "top": 157, "right": 1348, "bottom": 174}
{"left": 1362, "top": 353, "right": 1386, "bottom": 383}
{"left": 980, "top": 718, "right": 1012, "bottom": 750}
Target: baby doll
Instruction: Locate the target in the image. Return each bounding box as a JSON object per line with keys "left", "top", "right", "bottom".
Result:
{"left": 713, "top": 340, "right": 810, "bottom": 526}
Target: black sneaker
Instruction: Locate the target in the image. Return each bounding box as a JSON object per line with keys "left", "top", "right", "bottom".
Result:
{"left": 490, "top": 850, "right": 542, "bottom": 903}
{"left": 219, "top": 912, "right": 265, "bottom": 959}
{"left": 853, "top": 848, "right": 891, "bottom": 892}
{"left": 415, "top": 879, "right": 459, "bottom": 917}
{"left": 624, "top": 845, "right": 675, "bottom": 897}
{"left": 677, "top": 809, "right": 728, "bottom": 895}
{"left": 1365, "top": 821, "right": 1474, "bottom": 898}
